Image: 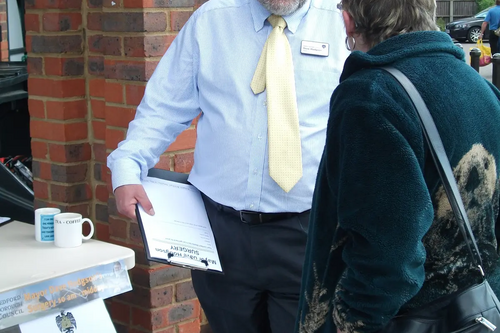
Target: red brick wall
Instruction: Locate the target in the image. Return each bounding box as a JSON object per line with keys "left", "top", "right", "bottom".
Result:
{"left": 26, "top": 0, "right": 211, "bottom": 331}
{"left": 26, "top": 0, "right": 89, "bottom": 215}
{"left": 0, "top": 0, "right": 8, "bottom": 61}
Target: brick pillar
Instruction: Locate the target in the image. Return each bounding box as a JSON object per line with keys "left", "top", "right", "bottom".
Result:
{"left": 26, "top": 0, "right": 211, "bottom": 330}
{"left": 25, "top": 0, "right": 90, "bottom": 216}
{"left": 0, "top": 0, "right": 7, "bottom": 61}
{"left": 90, "top": 0, "right": 211, "bottom": 331}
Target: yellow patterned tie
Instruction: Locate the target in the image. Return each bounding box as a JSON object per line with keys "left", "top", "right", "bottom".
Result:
{"left": 250, "top": 15, "right": 302, "bottom": 193}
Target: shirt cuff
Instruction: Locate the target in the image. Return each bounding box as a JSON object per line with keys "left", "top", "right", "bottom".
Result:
{"left": 110, "top": 159, "right": 143, "bottom": 192}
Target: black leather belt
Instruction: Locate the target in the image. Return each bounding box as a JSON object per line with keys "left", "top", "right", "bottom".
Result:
{"left": 204, "top": 195, "right": 306, "bottom": 225}
{"left": 231, "top": 208, "right": 298, "bottom": 225}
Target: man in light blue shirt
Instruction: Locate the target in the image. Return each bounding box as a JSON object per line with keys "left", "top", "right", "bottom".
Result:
{"left": 480, "top": 1, "right": 500, "bottom": 54}
{"left": 107, "top": 0, "right": 348, "bottom": 329}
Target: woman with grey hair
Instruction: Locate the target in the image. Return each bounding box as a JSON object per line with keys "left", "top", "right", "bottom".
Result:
{"left": 296, "top": 0, "right": 500, "bottom": 332}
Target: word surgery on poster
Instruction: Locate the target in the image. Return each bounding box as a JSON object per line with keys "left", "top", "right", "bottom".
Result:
{"left": 0, "top": 260, "right": 131, "bottom": 329}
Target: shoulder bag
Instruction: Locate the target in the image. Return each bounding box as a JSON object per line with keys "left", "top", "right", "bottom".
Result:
{"left": 377, "top": 66, "right": 500, "bottom": 333}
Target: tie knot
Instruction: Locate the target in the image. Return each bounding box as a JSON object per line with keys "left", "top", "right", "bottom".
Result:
{"left": 268, "top": 15, "right": 286, "bottom": 29}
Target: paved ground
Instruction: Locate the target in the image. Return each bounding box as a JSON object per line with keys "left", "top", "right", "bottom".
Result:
{"left": 460, "top": 42, "right": 493, "bottom": 82}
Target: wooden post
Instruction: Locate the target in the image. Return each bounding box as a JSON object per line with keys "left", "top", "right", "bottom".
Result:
{"left": 450, "top": 0, "right": 454, "bottom": 23}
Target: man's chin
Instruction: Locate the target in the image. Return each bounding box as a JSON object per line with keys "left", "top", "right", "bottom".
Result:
{"left": 258, "top": 0, "right": 304, "bottom": 16}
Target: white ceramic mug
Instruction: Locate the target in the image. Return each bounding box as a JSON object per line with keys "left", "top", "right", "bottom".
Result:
{"left": 54, "top": 213, "right": 94, "bottom": 248}
{"left": 34, "top": 207, "right": 61, "bottom": 242}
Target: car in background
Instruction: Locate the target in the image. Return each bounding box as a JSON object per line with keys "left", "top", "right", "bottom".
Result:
{"left": 445, "top": 6, "right": 493, "bottom": 43}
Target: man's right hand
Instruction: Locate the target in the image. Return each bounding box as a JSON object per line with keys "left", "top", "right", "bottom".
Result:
{"left": 114, "top": 184, "right": 155, "bottom": 221}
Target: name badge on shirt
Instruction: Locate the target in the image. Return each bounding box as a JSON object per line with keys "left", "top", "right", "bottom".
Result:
{"left": 300, "top": 41, "right": 329, "bottom": 57}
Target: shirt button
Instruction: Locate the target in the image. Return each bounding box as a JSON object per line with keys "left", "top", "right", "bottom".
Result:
{"left": 263, "top": 100, "right": 267, "bottom": 106}
{"left": 249, "top": 203, "right": 255, "bottom": 209}
{"left": 253, "top": 169, "right": 258, "bottom": 175}
{"left": 258, "top": 134, "right": 263, "bottom": 140}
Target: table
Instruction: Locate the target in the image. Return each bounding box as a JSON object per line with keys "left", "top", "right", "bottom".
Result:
{"left": 0, "top": 221, "right": 135, "bottom": 330}
{"left": 0, "top": 221, "right": 135, "bottom": 293}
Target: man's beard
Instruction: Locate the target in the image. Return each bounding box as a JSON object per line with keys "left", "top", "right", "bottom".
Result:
{"left": 258, "top": 0, "right": 306, "bottom": 16}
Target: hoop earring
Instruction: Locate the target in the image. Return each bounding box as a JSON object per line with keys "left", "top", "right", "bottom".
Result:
{"left": 345, "top": 36, "right": 356, "bottom": 51}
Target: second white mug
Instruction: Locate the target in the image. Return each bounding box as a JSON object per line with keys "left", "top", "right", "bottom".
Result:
{"left": 54, "top": 213, "right": 94, "bottom": 248}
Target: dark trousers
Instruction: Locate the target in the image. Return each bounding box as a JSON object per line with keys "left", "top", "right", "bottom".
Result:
{"left": 191, "top": 195, "right": 310, "bottom": 333}
{"left": 490, "top": 31, "right": 499, "bottom": 55}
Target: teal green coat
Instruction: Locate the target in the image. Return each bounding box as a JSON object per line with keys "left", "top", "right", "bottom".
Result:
{"left": 297, "top": 31, "right": 500, "bottom": 333}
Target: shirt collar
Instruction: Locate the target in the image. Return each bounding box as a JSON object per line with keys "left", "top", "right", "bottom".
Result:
{"left": 250, "top": 0, "right": 312, "bottom": 34}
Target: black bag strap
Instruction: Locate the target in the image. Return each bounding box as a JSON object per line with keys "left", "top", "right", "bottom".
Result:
{"left": 380, "top": 66, "right": 484, "bottom": 273}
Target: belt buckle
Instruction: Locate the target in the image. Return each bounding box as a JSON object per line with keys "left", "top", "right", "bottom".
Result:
{"left": 239, "top": 210, "right": 263, "bottom": 224}
{"left": 239, "top": 211, "right": 247, "bottom": 223}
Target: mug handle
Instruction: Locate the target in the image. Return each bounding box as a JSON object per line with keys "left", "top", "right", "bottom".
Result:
{"left": 82, "top": 218, "right": 95, "bottom": 240}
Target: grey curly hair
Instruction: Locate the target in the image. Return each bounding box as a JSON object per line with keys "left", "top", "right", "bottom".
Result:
{"left": 342, "top": 0, "right": 440, "bottom": 49}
